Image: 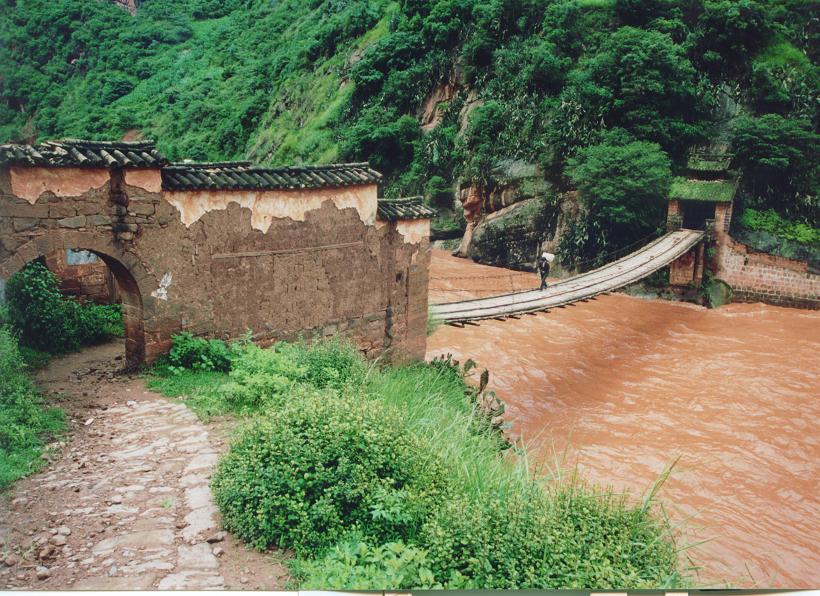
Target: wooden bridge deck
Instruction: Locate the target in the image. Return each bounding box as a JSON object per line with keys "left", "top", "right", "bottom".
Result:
{"left": 430, "top": 229, "right": 705, "bottom": 324}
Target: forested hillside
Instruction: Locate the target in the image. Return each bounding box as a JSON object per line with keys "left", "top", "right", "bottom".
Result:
{"left": 1, "top": 0, "right": 817, "bottom": 263}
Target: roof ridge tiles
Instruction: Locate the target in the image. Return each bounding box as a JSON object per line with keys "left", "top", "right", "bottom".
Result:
{"left": 1, "top": 140, "right": 381, "bottom": 189}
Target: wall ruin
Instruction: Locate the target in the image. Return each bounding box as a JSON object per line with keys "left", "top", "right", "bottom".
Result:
{"left": 0, "top": 161, "right": 431, "bottom": 366}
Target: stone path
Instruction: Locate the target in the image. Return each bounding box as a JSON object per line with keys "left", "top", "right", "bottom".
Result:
{"left": 0, "top": 342, "right": 288, "bottom": 590}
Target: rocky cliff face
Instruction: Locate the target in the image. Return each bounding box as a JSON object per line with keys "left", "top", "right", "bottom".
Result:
{"left": 111, "top": 0, "right": 140, "bottom": 15}
{"left": 453, "top": 159, "right": 580, "bottom": 271}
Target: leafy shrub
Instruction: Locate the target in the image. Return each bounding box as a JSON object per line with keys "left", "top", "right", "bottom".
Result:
{"left": 424, "top": 175, "right": 452, "bottom": 208}
{"left": 691, "top": 0, "right": 773, "bottom": 79}
{"left": 5, "top": 262, "right": 76, "bottom": 352}
{"left": 739, "top": 208, "right": 820, "bottom": 246}
{"left": 220, "top": 342, "right": 307, "bottom": 411}
{"left": 167, "top": 332, "right": 233, "bottom": 373}
{"left": 0, "top": 327, "right": 64, "bottom": 489}
{"left": 4, "top": 261, "right": 124, "bottom": 353}
{"left": 161, "top": 336, "right": 682, "bottom": 588}
{"left": 298, "top": 337, "right": 368, "bottom": 392}
{"left": 557, "top": 26, "right": 707, "bottom": 158}
{"left": 295, "top": 540, "right": 442, "bottom": 590}
{"left": 72, "top": 304, "right": 125, "bottom": 343}
{"left": 211, "top": 390, "right": 452, "bottom": 556}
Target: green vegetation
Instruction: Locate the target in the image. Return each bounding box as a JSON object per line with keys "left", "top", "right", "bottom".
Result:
{"left": 734, "top": 207, "right": 820, "bottom": 263}
{"left": 149, "top": 335, "right": 685, "bottom": 589}
{"left": 732, "top": 115, "right": 818, "bottom": 221}
{"left": 1, "top": 0, "right": 816, "bottom": 265}
{"left": 739, "top": 208, "right": 820, "bottom": 246}
{"left": 0, "top": 326, "right": 65, "bottom": 490}
{"left": 669, "top": 178, "right": 738, "bottom": 202}
{"left": 4, "top": 261, "right": 123, "bottom": 354}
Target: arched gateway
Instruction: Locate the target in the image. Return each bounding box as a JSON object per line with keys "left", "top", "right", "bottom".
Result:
{"left": 1, "top": 139, "right": 434, "bottom": 366}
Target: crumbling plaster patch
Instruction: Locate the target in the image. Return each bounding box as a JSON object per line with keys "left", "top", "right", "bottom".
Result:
{"left": 395, "top": 219, "right": 431, "bottom": 245}
{"left": 151, "top": 272, "right": 172, "bottom": 300}
{"left": 163, "top": 186, "right": 378, "bottom": 232}
{"left": 125, "top": 169, "right": 163, "bottom": 194}
{"left": 10, "top": 166, "right": 110, "bottom": 204}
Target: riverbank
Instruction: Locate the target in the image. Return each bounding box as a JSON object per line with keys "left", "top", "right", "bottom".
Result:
{"left": 427, "top": 249, "right": 820, "bottom": 587}
{"left": 146, "top": 336, "right": 685, "bottom": 589}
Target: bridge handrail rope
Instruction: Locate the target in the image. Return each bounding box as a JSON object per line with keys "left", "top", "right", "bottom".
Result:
{"left": 435, "top": 235, "right": 679, "bottom": 312}
{"left": 560, "top": 228, "right": 666, "bottom": 270}
{"left": 430, "top": 229, "right": 667, "bottom": 283}
{"left": 431, "top": 232, "right": 673, "bottom": 298}
{"left": 430, "top": 230, "right": 704, "bottom": 320}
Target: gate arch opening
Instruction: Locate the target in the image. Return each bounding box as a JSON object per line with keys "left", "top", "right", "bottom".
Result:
{"left": 1, "top": 242, "right": 147, "bottom": 370}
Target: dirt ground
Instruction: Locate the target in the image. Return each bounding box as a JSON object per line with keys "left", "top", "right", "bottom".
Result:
{"left": 0, "top": 341, "right": 289, "bottom": 590}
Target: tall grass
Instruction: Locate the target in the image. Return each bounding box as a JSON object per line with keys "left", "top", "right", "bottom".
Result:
{"left": 0, "top": 327, "right": 65, "bottom": 490}
{"left": 365, "top": 363, "right": 531, "bottom": 501}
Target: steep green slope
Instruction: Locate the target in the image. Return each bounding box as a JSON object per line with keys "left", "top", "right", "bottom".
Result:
{"left": 1, "top": 0, "right": 817, "bottom": 262}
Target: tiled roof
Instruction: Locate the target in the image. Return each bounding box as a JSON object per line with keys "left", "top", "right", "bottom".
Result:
{"left": 687, "top": 151, "right": 732, "bottom": 173}
{"left": 162, "top": 162, "right": 382, "bottom": 191}
{"left": 0, "top": 139, "right": 166, "bottom": 168}
{"left": 377, "top": 196, "right": 436, "bottom": 221}
{"left": 669, "top": 177, "right": 738, "bottom": 203}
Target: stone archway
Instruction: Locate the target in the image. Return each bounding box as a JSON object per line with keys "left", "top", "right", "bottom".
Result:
{"left": 0, "top": 232, "right": 152, "bottom": 369}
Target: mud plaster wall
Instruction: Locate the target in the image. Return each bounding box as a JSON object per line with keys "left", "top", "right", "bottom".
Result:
{"left": 0, "top": 166, "right": 430, "bottom": 364}
{"left": 10, "top": 166, "right": 110, "bottom": 203}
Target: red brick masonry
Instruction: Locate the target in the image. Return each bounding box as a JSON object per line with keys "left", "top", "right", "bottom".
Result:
{"left": 716, "top": 235, "right": 819, "bottom": 309}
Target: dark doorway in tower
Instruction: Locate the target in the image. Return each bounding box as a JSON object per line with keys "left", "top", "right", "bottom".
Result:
{"left": 681, "top": 200, "right": 716, "bottom": 230}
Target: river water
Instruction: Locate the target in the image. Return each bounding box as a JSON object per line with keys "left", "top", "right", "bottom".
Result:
{"left": 426, "top": 249, "right": 820, "bottom": 587}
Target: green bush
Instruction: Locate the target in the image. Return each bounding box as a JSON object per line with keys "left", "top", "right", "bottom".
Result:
{"left": 732, "top": 115, "right": 819, "bottom": 220}
{"left": 5, "top": 262, "right": 76, "bottom": 352}
{"left": 0, "top": 327, "right": 64, "bottom": 489}
{"left": 566, "top": 137, "right": 671, "bottom": 263}
{"left": 167, "top": 331, "right": 233, "bottom": 372}
{"left": 162, "top": 337, "right": 682, "bottom": 588}
{"left": 298, "top": 338, "right": 368, "bottom": 392}
{"left": 424, "top": 175, "right": 452, "bottom": 208}
{"left": 739, "top": 208, "right": 820, "bottom": 247}
{"left": 211, "top": 389, "right": 452, "bottom": 556}
{"left": 295, "top": 540, "right": 442, "bottom": 590}
{"left": 219, "top": 337, "right": 368, "bottom": 409}
{"left": 220, "top": 342, "right": 307, "bottom": 411}
{"left": 4, "top": 261, "right": 124, "bottom": 353}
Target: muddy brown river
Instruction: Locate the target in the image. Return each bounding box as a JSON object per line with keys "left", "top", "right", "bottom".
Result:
{"left": 426, "top": 249, "right": 820, "bottom": 588}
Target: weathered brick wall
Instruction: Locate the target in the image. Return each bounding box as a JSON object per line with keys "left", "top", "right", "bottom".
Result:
{"left": 669, "top": 242, "right": 705, "bottom": 287}
{"left": 714, "top": 202, "right": 733, "bottom": 234}
{"left": 716, "top": 234, "right": 819, "bottom": 309}
{"left": 666, "top": 199, "right": 681, "bottom": 230}
{"left": 43, "top": 249, "right": 119, "bottom": 304}
{"left": 0, "top": 165, "right": 430, "bottom": 366}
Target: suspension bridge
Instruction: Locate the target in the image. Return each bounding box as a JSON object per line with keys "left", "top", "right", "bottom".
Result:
{"left": 430, "top": 229, "right": 704, "bottom": 324}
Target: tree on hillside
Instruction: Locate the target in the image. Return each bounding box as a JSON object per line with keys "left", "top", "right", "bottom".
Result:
{"left": 553, "top": 27, "right": 708, "bottom": 164}
{"left": 564, "top": 138, "right": 672, "bottom": 263}
{"left": 732, "top": 114, "right": 819, "bottom": 222}
{"left": 690, "top": 0, "right": 773, "bottom": 79}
